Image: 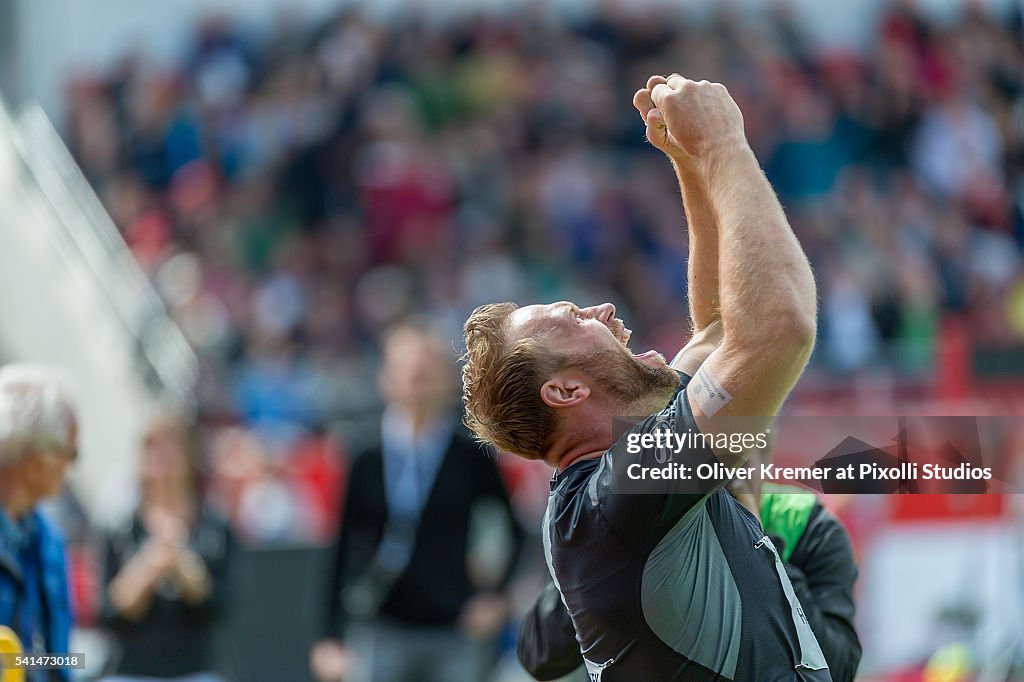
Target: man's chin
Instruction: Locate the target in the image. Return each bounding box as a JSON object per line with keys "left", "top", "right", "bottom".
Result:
{"left": 573, "top": 346, "right": 679, "bottom": 407}
{"left": 631, "top": 349, "right": 668, "bottom": 369}
{"left": 624, "top": 350, "right": 681, "bottom": 405}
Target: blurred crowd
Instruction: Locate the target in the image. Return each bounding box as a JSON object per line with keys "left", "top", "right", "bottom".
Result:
{"left": 59, "top": 0, "right": 1024, "bottom": 546}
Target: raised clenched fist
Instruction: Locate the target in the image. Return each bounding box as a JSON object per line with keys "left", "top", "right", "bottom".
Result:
{"left": 633, "top": 75, "right": 746, "bottom": 163}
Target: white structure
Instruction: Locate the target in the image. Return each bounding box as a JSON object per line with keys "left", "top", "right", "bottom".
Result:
{"left": 0, "top": 96, "right": 196, "bottom": 525}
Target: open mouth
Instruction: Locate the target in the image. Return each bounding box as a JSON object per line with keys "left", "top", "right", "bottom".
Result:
{"left": 612, "top": 319, "right": 631, "bottom": 347}
{"left": 611, "top": 320, "right": 665, "bottom": 364}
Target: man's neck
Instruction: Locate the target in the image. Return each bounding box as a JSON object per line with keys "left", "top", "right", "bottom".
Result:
{"left": 551, "top": 391, "right": 675, "bottom": 472}
{"left": 555, "top": 444, "right": 604, "bottom": 472}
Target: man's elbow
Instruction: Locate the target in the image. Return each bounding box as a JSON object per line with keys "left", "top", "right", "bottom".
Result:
{"left": 734, "top": 309, "right": 815, "bottom": 360}
{"left": 821, "top": 615, "right": 862, "bottom": 682}
{"left": 516, "top": 625, "right": 564, "bottom": 682}
{"left": 774, "top": 267, "right": 818, "bottom": 355}
{"left": 778, "top": 309, "right": 817, "bottom": 358}
{"left": 830, "top": 638, "right": 863, "bottom": 682}
{"left": 752, "top": 310, "right": 816, "bottom": 381}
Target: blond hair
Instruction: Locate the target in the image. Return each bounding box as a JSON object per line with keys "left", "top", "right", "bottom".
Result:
{"left": 461, "top": 303, "right": 564, "bottom": 461}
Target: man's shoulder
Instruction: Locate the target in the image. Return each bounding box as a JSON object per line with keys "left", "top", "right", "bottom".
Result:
{"left": 30, "top": 508, "right": 67, "bottom": 549}
{"left": 348, "top": 442, "right": 385, "bottom": 471}
{"left": 546, "top": 459, "right": 604, "bottom": 528}
{"left": 447, "top": 426, "right": 490, "bottom": 456}
{"left": 551, "top": 458, "right": 602, "bottom": 494}
{"left": 26, "top": 509, "right": 70, "bottom": 582}
{"left": 794, "top": 498, "right": 852, "bottom": 556}
{"left": 443, "top": 427, "right": 508, "bottom": 480}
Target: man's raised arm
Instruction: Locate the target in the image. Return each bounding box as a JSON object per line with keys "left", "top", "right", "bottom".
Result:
{"left": 649, "top": 77, "right": 817, "bottom": 428}
{"left": 635, "top": 75, "right": 724, "bottom": 376}
{"left": 634, "top": 75, "right": 720, "bottom": 334}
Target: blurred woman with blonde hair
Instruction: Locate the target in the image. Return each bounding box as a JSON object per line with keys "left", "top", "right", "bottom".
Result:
{"left": 99, "top": 409, "right": 234, "bottom": 682}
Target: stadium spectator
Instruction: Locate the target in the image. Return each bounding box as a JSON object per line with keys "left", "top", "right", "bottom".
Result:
{"left": 0, "top": 364, "right": 79, "bottom": 682}
{"left": 62, "top": 0, "right": 1024, "bottom": 540}
{"left": 99, "top": 411, "right": 234, "bottom": 682}
{"left": 311, "top": 320, "right": 525, "bottom": 682}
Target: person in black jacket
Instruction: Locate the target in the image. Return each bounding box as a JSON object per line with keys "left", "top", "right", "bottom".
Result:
{"left": 517, "top": 480, "right": 862, "bottom": 682}
{"left": 311, "top": 321, "right": 525, "bottom": 682}
{"left": 99, "top": 411, "right": 233, "bottom": 682}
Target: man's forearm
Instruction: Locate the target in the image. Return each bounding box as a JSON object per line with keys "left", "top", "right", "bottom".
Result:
{"left": 673, "top": 159, "right": 720, "bottom": 332}
{"left": 701, "top": 143, "right": 816, "bottom": 349}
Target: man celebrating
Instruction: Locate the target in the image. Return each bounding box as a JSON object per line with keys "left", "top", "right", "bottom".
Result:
{"left": 0, "top": 365, "right": 78, "bottom": 682}
{"left": 462, "top": 76, "right": 825, "bottom": 680}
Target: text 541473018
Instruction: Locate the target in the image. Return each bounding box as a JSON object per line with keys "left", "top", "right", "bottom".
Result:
{"left": 2, "top": 654, "right": 85, "bottom": 670}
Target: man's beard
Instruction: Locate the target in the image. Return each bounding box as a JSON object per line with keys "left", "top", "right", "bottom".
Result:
{"left": 568, "top": 347, "right": 681, "bottom": 413}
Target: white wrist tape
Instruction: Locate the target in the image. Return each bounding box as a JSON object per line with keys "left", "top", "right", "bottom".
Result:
{"left": 691, "top": 363, "right": 731, "bottom": 417}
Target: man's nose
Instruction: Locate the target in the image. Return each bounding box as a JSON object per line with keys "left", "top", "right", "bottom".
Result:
{"left": 583, "top": 303, "right": 616, "bottom": 323}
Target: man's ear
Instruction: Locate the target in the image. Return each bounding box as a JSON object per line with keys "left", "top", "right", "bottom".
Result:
{"left": 540, "top": 373, "right": 591, "bottom": 409}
